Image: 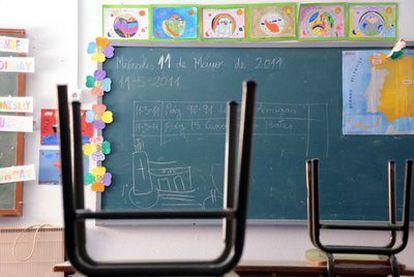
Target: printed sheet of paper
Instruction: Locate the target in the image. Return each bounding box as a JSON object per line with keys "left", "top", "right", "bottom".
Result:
{"left": 40, "top": 109, "right": 93, "bottom": 145}
{"left": 0, "top": 57, "right": 35, "bottom": 73}
{"left": 0, "top": 36, "right": 29, "bottom": 53}
{"left": 39, "top": 150, "right": 89, "bottom": 185}
{"left": 0, "top": 96, "right": 33, "bottom": 113}
{"left": 0, "top": 115, "right": 33, "bottom": 132}
{"left": 343, "top": 50, "right": 414, "bottom": 134}
{"left": 0, "top": 164, "right": 36, "bottom": 184}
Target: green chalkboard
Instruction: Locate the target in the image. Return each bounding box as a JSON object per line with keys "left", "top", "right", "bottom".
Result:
{"left": 0, "top": 72, "right": 19, "bottom": 212}
{"left": 101, "top": 44, "right": 414, "bottom": 221}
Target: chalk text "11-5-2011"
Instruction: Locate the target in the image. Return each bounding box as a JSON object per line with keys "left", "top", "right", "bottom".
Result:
{"left": 119, "top": 75, "right": 180, "bottom": 90}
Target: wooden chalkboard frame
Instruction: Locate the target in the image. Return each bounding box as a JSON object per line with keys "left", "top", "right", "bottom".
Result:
{"left": 96, "top": 40, "right": 414, "bottom": 226}
{"left": 0, "top": 29, "right": 26, "bottom": 216}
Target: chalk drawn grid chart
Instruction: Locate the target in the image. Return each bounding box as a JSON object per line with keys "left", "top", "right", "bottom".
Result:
{"left": 101, "top": 46, "right": 414, "bottom": 221}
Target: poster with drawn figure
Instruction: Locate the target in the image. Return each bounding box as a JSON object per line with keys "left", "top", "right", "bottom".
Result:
{"left": 103, "top": 6, "right": 149, "bottom": 40}
{"left": 299, "top": 4, "right": 345, "bottom": 40}
{"left": 249, "top": 4, "right": 297, "bottom": 39}
{"left": 152, "top": 7, "right": 198, "bottom": 40}
{"left": 39, "top": 150, "right": 89, "bottom": 185}
{"left": 202, "top": 7, "right": 246, "bottom": 39}
{"left": 343, "top": 50, "right": 414, "bottom": 135}
{"left": 349, "top": 4, "right": 397, "bottom": 39}
{"left": 41, "top": 109, "right": 93, "bottom": 145}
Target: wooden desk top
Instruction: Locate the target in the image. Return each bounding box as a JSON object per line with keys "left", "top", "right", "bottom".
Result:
{"left": 54, "top": 260, "right": 414, "bottom": 276}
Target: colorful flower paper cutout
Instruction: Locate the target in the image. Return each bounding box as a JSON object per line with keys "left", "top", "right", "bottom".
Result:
{"left": 102, "top": 141, "right": 111, "bottom": 155}
{"left": 87, "top": 37, "right": 114, "bottom": 63}
{"left": 85, "top": 37, "right": 115, "bottom": 193}
{"left": 102, "top": 173, "right": 112, "bottom": 186}
{"left": 85, "top": 173, "right": 95, "bottom": 185}
{"left": 85, "top": 70, "right": 112, "bottom": 96}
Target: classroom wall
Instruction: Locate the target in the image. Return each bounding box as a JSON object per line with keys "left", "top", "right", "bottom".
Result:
{"left": 1, "top": 0, "right": 414, "bottom": 268}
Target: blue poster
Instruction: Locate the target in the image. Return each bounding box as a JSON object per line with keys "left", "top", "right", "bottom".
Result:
{"left": 39, "top": 150, "right": 89, "bottom": 185}
{"left": 152, "top": 7, "right": 198, "bottom": 40}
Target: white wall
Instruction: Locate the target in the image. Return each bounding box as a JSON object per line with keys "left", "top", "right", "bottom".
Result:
{"left": 1, "top": 0, "right": 414, "bottom": 269}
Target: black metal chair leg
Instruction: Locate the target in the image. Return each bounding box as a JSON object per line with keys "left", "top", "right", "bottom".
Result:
{"left": 390, "top": 255, "right": 399, "bottom": 277}
{"left": 326, "top": 253, "right": 335, "bottom": 277}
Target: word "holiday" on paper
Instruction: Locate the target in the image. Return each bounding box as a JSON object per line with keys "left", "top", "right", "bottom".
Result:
{"left": 0, "top": 57, "right": 34, "bottom": 73}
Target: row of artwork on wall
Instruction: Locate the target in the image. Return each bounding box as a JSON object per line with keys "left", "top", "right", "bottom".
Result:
{"left": 103, "top": 3, "right": 398, "bottom": 42}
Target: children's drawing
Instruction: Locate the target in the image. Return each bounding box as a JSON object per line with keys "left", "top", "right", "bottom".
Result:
{"left": 249, "top": 4, "right": 297, "bottom": 40}
{"left": 39, "top": 150, "right": 89, "bottom": 185}
{"left": 299, "top": 4, "right": 345, "bottom": 40}
{"left": 152, "top": 7, "right": 198, "bottom": 40}
{"left": 202, "top": 7, "right": 246, "bottom": 39}
{"left": 103, "top": 6, "right": 149, "bottom": 40}
{"left": 41, "top": 109, "right": 93, "bottom": 145}
{"left": 349, "top": 4, "right": 397, "bottom": 40}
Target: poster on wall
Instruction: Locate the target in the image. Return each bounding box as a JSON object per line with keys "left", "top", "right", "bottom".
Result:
{"left": 39, "top": 150, "right": 89, "bottom": 185}
{"left": 299, "top": 3, "right": 346, "bottom": 40}
{"left": 152, "top": 6, "right": 199, "bottom": 40}
{"left": 343, "top": 50, "right": 414, "bottom": 134}
{"left": 202, "top": 6, "right": 246, "bottom": 40}
{"left": 349, "top": 3, "right": 397, "bottom": 40}
{"left": 248, "top": 3, "right": 297, "bottom": 40}
{"left": 40, "top": 109, "right": 93, "bottom": 145}
{"left": 103, "top": 5, "right": 150, "bottom": 40}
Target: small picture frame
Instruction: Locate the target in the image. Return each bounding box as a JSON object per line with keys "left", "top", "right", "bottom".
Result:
{"left": 248, "top": 3, "right": 297, "bottom": 41}
{"left": 299, "top": 3, "right": 347, "bottom": 41}
{"left": 102, "top": 5, "right": 150, "bottom": 41}
{"left": 348, "top": 3, "right": 398, "bottom": 41}
{"left": 151, "top": 6, "right": 199, "bottom": 41}
{"left": 202, "top": 5, "right": 247, "bottom": 41}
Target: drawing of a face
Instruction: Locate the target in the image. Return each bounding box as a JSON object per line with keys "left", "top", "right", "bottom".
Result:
{"left": 308, "top": 10, "right": 335, "bottom": 36}
{"left": 113, "top": 14, "right": 139, "bottom": 38}
{"left": 358, "top": 11, "right": 385, "bottom": 36}
{"left": 260, "top": 12, "right": 285, "bottom": 35}
{"left": 162, "top": 14, "right": 186, "bottom": 38}
{"left": 212, "top": 13, "right": 236, "bottom": 37}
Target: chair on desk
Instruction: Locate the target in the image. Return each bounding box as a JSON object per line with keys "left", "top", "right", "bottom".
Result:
{"left": 56, "top": 81, "right": 256, "bottom": 276}
{"left": 306, "top": 159, "right": 413, "bottom": 277}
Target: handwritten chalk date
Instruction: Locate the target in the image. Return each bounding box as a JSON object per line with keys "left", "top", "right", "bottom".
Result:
{"left": 254, "top": 57, "right": 283, "bottom": 70}
{"left": 119, "top": 76, "right": 180, "bottom": 90}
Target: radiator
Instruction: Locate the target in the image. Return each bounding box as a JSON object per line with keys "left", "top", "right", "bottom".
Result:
{"left": 0, "top": 226, "right": 64, "bottom": 277}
